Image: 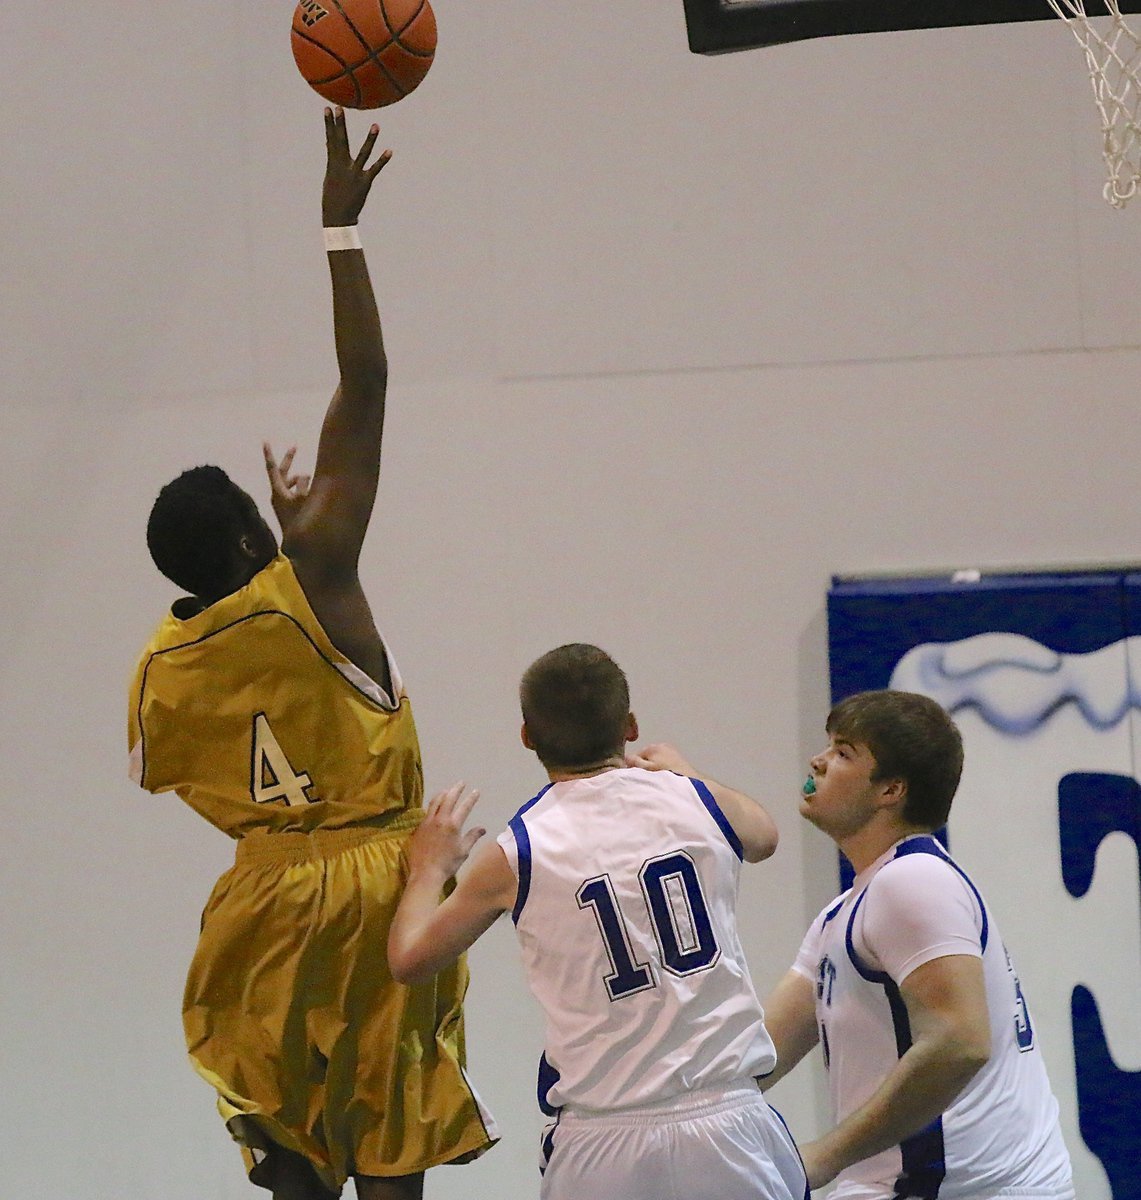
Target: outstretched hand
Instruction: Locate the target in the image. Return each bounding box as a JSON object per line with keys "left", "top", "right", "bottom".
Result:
{"left": 408, "top": 783, "right": 487, "bottom": 881}
{"left": 263, "top": 442, "right": 311, "bottom": 536}
{"left": 322, "top": 106, "right": 392, "bottom": 227}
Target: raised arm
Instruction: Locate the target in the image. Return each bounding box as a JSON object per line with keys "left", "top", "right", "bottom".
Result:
{"left": 271, "top": 107, "right": 393, "bottom": 576}
{"left": 626, "top": 742, "right": 779, "bottom": 862}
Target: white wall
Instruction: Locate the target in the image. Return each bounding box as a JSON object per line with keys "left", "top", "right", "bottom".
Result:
{"left": 3, "top": 2, "right": 1139, "bottom": 1197}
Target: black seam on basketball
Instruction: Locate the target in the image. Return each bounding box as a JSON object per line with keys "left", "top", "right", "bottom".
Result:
{"left": 323, "top": 0, "right": 422, "bottom": 95}
{"left": 302, "top": 1, "right": 434, "bottom": 103}
{"left": 293, "top": 27, "right": 362, "bottom": 97}
{"left": 380, "top": 0, "right": 435, "bottom": 58}
{"left": 293, "top": 27, "right": 363, "bottom": 103}
{"left": 330, "top": 0, "right": 385, "bottom": 58}
{"left": 294, "top": 26, "right": 353, "bottom": 71}
{"left": 359, "top": 21, "right": 407, "bottom": 97}
{"left": 318, "top": 0, "right": 417, "bottom": 96}
{"left": 330, "top": 0, "right": 433, "bottom": 68}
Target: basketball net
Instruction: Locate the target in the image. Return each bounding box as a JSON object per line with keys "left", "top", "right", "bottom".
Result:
{"left": 1045, "top": 0, "right": 1141, "bottom": 206}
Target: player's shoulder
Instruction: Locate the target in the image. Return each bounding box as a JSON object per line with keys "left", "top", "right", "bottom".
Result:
{"left": 871, "top": 837, "right": 971, "bottom": 904}
{"left": 884, "top": 834, "right": 958, "bottom": 873}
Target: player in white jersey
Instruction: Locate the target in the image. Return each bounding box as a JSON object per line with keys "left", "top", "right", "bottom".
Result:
{"left": 388, "top": 643, "right": 809, "bottom": 1200}
{"left": 761, "top": 690, "right": 1074, "bottom": 1200}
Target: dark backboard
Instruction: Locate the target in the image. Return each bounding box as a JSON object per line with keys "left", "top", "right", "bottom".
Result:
{"left": 683, "top": 0, "right": 1141, "bottom": 52}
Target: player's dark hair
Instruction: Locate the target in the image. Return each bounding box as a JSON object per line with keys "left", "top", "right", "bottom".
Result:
{"left": 827, "top": 689, "right": 963, "bottom": 828}
{"left": 146, "top": 465, "right": 254, "bottom": 598}
{"left": 521, "top": 644, "right": 631, "bottom": 771}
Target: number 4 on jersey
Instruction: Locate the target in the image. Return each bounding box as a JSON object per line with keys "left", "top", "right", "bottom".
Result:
{"left": 250, "top": 712, "right": 317, "bottom": 806}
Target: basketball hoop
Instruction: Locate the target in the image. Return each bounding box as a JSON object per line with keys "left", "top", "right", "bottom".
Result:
{"left": 1044, "top": 0, "right": 1141, "bottom": 207}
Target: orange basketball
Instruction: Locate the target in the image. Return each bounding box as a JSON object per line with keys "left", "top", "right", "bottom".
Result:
{"left": 291, "top": 0, "right": 437, "bottom": 110}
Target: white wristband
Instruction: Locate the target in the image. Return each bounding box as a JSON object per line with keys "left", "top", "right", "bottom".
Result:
{"left": 323, "top": 225, "right": 362, "bottom": 252}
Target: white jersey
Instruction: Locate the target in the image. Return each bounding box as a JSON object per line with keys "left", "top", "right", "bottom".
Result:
{"left": 792, "top": 835, "right": 1073, "bottom": 1200}
{"left": 497, "top": 767, "right": 777, "bottom": 1114}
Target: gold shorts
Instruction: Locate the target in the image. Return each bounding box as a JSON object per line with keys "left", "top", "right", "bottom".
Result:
{"left": 183, "top": 818, "right": 497, "bottom": 1192}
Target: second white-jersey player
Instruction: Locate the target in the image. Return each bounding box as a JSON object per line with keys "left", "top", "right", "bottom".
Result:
{"left": 761, "top": 688, "right": 1074, "bottom": 1199}
{"left": 792, "top": 836, "right": 1073, "bottom": 1199}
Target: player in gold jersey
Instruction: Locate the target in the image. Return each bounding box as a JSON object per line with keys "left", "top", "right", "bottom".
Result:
{"left": 127, "top": 109, "right": 497, "bottom": 1200}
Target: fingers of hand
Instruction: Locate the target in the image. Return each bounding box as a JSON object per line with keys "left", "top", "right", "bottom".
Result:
{"left": 640, "top": 742, "right": 678, "bottom": 765}
{"left": 454, "top": 787, "right": 482, "bottom": 827}
{"left": 428, "top": 781, "right": 466, "bottom": 820}
{"left": 325, "top": 105, "right": 349, "bottom": 154}
{"left": 367, "top": 148, "right": 393, "bottom": 180}
{"left": 460, "top": 827, "right": 486, "bottom": 856}
{"left": 263, "top": 443, "right": 287, "bottom": 491}
{"left": 425, "top": 783, "right": 482, "bottom": 845}
{"left": 354, "top": 124, "right": 379, "bottom": 169}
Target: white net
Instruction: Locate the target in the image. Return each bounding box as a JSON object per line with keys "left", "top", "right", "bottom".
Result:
{"left": 1045, "top": 0, "right": 1141, "bottom": 207}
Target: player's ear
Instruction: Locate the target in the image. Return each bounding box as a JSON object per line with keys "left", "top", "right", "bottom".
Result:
{"left": 520, "top": 722, "right": 534, "bottom": 751}
{"left": 625, "top": 712, "right": 639, "bottom": 743}
{"left": 879, "top": 776, "right": 907, "bottom": 809}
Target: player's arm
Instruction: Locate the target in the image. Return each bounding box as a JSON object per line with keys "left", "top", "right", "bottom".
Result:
{"left": 388, "top": 783, "right": 516, "bottom": 985}
{"left": 799, "top": 953, "right": 991, "bottom": 1191}
{"left": 267, "top": 107, "right": 393, "bottom": 577}
{"left": 626, "top": 742, "right": 779, "bottom": 861}
{"left": 758, "top": 969, "right": 820, "bottom": 1091}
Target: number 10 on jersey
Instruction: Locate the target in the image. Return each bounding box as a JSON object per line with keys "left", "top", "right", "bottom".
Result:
{"left": 576, "top": 851, "right": 721, "bottom": 1000}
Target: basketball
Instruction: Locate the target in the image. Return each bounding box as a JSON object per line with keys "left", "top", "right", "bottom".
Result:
{"left": 291, "top": 0, "right": 437, "bottom": 110}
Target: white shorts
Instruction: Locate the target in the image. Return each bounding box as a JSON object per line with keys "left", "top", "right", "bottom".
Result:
{"left": 540, "top": 1081, "right": 808, "bottom": 1200}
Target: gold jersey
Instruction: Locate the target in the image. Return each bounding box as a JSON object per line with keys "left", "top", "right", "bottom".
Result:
{"left": 128, "top": 553, "right": 422, "bottom": 836}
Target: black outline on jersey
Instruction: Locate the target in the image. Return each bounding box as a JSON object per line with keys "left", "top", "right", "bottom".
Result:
{"left": 576, "top": 872, "right": 657, "bottom": 1003}
{"left": 639, "top": 849, "right": 722, "bottom": 979}
{"left": 135, "top": 608, "right": 396, "bottom": 789}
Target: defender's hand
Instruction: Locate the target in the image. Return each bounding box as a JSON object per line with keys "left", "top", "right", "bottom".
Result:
{"left": 626, "top": 742, "right": 696, "bottom": 775}
{"left": 408, "top": 783, "right": 486, "bottom": 882}
{"left": 322, "top": 106, "right": 392, "bottom": 228}
{"left": 263, "top": 442, "right": 311, "bottom": 535}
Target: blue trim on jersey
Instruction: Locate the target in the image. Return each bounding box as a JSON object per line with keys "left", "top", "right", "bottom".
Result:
{"left": 845, "top": 888, "right": 888, "bottom": 983}
{"left": 849, "top": 921, "right": 949, "bottom": 1197}
{"left": 537, "top": 1052, "right": 563, "bottom": 1177}
{"left": 769, "top": 1103, "right": 812, "bottom": 1200}
{"left": 508, "top": 784, "right": 553, "bottom": 925}
{"left": 893, "top": 835, "right": 989, "bottom": 953}
{"left": 822, "top": 894, "right": 847, "bottom": 926}
{"left": 689, "top": 776, "right": 744, "bottom": 860}
{"left": 894, "top": 1118, "right": 949, "bottom": 1198}
{"left": 880, "top": 973, "right": 951, "bottom": 1194}
{"left": 539, "top": 1110, "right": 561, "bottom": 1176}
{"left": 537, "top": 1051, "right": 562, "bottom": 1117}
{"left": 843, "top": 845, "right": 952, "bottom": 1197}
